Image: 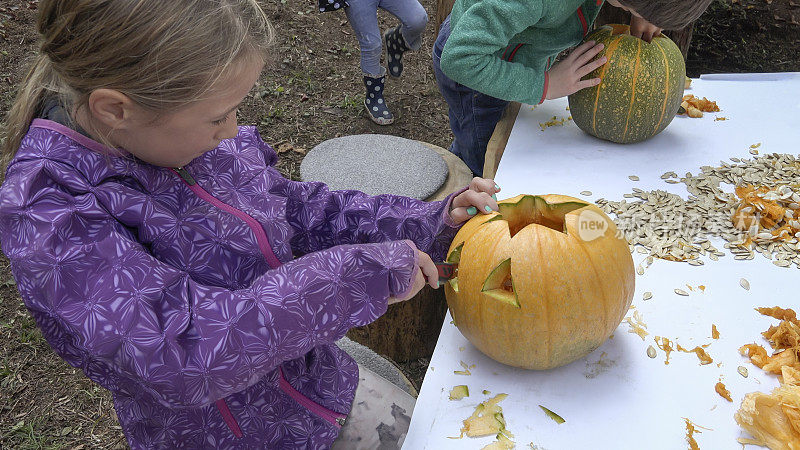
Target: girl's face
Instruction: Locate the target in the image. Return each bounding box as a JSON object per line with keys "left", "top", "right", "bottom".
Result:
{"left": 113, "top": 57, "right": 264, "bottom": 168}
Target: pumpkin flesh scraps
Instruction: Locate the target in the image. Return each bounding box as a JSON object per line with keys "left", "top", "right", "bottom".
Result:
{"left": 715, "top": 381, "right": 733, "bottom": 402}
{"left": 684, "top": 418, "right": 710, "bottom": 450}
{"left": 735, "top": 306, "right": 800, "bottom": 448}
{"left": 539, "top": 405, "right": 565, "bottom": 424}
{"left": 712, "top": 324, "right": 720, "bottom": 339}
{"left": 450, "top": 385, "right": 470, "bottom": 400}
{"left": 481, "top": 433, "right": 514, "bottom": 450}
{"left": 454, "top": 360, "right": 474, "bottom": 376}
{"left": 495, "top": 195, "right": 588, "bottom": 238}
{"left": 679, "top": 94, "right": 720, "bottom": 118}
{"left": 625, "top": 310, "right": 648, "bottom": 340}
{"left": 739, "top": 307, "right": 800, "bottom": 375}
{"left": 654, "top": 336, "right": 674, "bottom": 365}
{"left": 456, "top": 394, "right": 515, "bottom": 449}
{"left": 735, "top": 384, "right": 800, "bottom": 449}
{"left": 731, "top": 185, "right": 800, "bottom": 245}
{"left": 676, "top": 343, "right": 713, "bottom": 365}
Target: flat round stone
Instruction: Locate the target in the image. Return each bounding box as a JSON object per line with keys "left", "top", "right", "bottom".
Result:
{"left": 300, "top": 134, "right": 448, "bottom": 200}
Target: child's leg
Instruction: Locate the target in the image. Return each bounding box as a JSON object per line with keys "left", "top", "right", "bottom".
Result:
{"left": 345, "top": 0, "right": 383, "bottom": 77}
{"left": 331, "top": 365, "right": 416, "bottom": 450}
{"left": 432, "top": 16, "right": 508, "bottom": 176}
{"left": 345, "top": 1, "right": 395, "bottom": 124}
{"left": 380, "top": 0, "right": 428, "bottom": 77}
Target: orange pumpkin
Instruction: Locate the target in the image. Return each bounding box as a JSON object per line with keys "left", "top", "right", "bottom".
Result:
{"left": 444, "top": 194, "right": 635, "bottom": 370}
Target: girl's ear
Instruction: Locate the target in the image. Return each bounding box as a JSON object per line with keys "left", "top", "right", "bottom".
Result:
{"left": 86, "top": 88, "right": 140, "bottom": 130}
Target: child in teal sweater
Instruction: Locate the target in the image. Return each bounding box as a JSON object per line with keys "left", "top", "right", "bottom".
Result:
{"left": 433, "top": 0, "right": 713, "bottom": 176}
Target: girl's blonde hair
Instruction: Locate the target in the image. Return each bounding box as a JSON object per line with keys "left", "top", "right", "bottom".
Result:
{"left": 1, "top": 0, "right": 274, "bottom": 171}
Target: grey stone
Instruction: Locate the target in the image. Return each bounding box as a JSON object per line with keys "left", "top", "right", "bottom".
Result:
{"left": 300, "top": 134, "right": 448, "bottom": 200}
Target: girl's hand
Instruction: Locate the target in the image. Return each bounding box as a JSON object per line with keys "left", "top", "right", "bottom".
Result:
{"left": 545, "top": 40, "right": 607, "bottom": 100}
{"left": 449, "top": 177, "right": 501, "bottom": 224}
{"left": 388, "top": 249, "right": 439, "bottom": 304}
{"left": 629, "top": 15, "right": 662, "bottom": 43}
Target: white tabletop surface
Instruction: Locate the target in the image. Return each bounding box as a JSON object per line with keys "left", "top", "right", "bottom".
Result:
{"left": 403, "top": 73, "right": 800, "bottom": 450}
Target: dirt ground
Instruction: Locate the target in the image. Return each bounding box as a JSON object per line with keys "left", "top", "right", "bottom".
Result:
{"left": 0, "top": 0, "right": 798, "bottom": 447}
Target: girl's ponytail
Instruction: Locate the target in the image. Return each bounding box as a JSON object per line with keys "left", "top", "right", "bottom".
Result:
{"left": 1, "top": 54, "right": 62, "bottom": 173}
{"left": 1, "top": 0, "right": 274, "bottom": 174}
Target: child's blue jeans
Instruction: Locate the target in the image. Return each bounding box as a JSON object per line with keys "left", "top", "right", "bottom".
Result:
{"left": 345, "top": 0, "right": 428, "bottom": 77}
{"left": 433, "top": 15, "right": 509, "bottom": 177}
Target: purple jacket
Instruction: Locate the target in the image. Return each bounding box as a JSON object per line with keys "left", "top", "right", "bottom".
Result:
{"left": 0, "top": 120, "right": 462, "bottom": 449}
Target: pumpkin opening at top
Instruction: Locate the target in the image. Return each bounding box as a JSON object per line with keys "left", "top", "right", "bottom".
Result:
{"left": 487, "top": 195, "right": 590, "bottom": 237}
{"left": 567, "top": 24, "right": 686, "bottom": 144}
{"left": 444, "top": 194, "right": 635, "bottom": 370}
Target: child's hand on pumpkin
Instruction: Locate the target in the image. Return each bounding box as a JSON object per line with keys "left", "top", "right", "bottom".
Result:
{"left": 449, "top": 177, "right": 501, "bottom": 224}
{"left": 545, "top": 40, "right": 607, "bottom": 100}
{"left": 388, "top": 248, "right": 440, "bottom": 304}
{"left": 629, "top": 15, "right": 662, "bottom": 43}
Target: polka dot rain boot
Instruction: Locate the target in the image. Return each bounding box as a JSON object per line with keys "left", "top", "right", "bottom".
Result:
{"left": 363, "top": 71, "right": 394, "bottom": 125}
{"left": 383, "top": 25, "right": 410, "bottom": 78}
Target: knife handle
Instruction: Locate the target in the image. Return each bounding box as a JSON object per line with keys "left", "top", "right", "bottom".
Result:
{"left": 435, "top": 262, "right": 457, "bottom": 282}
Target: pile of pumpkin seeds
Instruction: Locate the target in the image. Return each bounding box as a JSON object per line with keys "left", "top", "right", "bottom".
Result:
{"left": 594, "top": 152, "right": 800, "bottom": 268}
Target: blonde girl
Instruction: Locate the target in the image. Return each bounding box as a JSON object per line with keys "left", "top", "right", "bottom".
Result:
{"left": 0, "top": 0, "right": 499, "bottom": 448}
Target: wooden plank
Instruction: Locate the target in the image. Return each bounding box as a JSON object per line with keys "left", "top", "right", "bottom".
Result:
{"left": 482, "top": 102, "right": 521, "bottom": 180}
{"left": 435, "top": 0, "right": 456, "bottom": 34}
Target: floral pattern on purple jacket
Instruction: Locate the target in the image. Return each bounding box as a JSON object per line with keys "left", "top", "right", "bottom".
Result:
{"left": 0, "top": 120, "right": 462, "bottom": 449}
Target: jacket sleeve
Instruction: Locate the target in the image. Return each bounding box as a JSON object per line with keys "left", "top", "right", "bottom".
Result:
{"left": 272, "top": 173, "right": 466, "bottom": 263}
{"left": 440, "top": 0, "right": 548, "bottom": 104}
{"left": 0, "top": 160, "right": 416, "bottom": 409}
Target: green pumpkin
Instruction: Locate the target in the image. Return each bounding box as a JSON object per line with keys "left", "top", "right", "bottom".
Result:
{"left": 568, "top": 24, "right": 686, "bottom": 144}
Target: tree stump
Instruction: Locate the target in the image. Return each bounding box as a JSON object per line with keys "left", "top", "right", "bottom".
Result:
{"left": 346, "top": 285, "right": 449, "bottom": 362}
{"left": 344, "top": 144, "right": 473, "bottom": 362}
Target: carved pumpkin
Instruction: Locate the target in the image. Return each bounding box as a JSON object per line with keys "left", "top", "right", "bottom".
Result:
{"left": 444, "top": 194, "right": 635, "bottom": 370}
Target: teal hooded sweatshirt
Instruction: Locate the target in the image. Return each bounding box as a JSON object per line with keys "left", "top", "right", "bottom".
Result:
{"left": 440, "top": 0, "right": 605, "bottom": 105}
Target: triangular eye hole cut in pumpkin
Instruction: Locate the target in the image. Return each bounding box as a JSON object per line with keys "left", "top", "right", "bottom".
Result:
{"left": 495, "top": 195, "right": 588, "bottom": 238}
{"left": 481, "top": 258, "right": 519, "bottom": 308}
{"left": 447, "top": 243, "right": 463, "bottom": 292}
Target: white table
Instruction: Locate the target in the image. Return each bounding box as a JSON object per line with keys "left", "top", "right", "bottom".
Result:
{"left": 404, "top": 73, "right": 800, "bottom": 449}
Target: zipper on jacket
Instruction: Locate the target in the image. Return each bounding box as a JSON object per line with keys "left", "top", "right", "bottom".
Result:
{"left": 172, "top": 166, "right": 348, "bottom": 430}
{"left": 279, "top": 368, "right": 347, "bottom": 428}
{"left": 174, "top": 166, "right": 196, "bottom": 185}
{"left": 171, "top": 167, "right": 281, "bottom": 269}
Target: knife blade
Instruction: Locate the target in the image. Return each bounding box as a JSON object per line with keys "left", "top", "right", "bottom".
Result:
{"left": 435, "top": 262, "right": 458, "bottom": 283}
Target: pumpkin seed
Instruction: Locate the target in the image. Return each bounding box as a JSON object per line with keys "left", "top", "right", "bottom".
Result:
{"left": 646, "top": 346, "right": 657, "bottom": 358}
{"left": 737, "top": 366, "right": 749, "bottom": 378}
{"left": 740, "top": 278, "right": 750, "bottom": 290}
{"left": 580, "top": 190, "right": 592, "bottom": 196}
{"left": 643, "top": 291, "right": 653, "bottom": 301}
{"left": 773, "top": 260, "right": 791, "bottom": 267}
{"left": 674, "top": 288, "right": 689, "bottom": 296}
{"left": 629, "top": 175, "right": 640, "bottom": 181}
{"left": 637, "top": 266, "right": 644, "bottom": 275}
{"left": 595, "top": 153, "right": 800, "bottom": 269}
